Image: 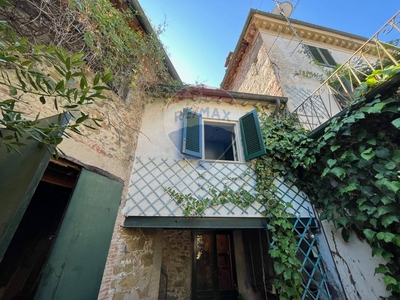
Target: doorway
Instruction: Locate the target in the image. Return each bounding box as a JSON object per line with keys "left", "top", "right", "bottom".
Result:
{"left": 193, "top": 231, "right": 238, "bottom": 300}
{"left": 0, "top": 159, "right": 79, "bottom": 300}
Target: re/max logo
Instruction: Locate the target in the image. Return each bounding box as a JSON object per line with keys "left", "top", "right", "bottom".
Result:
{"left": 174, "top": 107, "right": 231, "bottom": 122}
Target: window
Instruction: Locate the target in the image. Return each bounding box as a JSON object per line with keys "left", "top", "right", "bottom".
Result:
{"left": 181, "top": 108, "right": 266, "bottom": 161}
{"left": 306, "top": 45, "right": 337, "bottom": 67}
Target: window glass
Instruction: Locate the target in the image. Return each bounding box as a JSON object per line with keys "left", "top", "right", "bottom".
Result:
{"left": 204, "top": 121, "right": 237, "bottom": 161}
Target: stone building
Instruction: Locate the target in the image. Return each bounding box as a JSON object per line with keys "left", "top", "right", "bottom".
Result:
{"left": 221, "top": 8, "right": 398, "bottom": 300}
{"left": 0, "top": 0, "right": 398, "bottom": 299}
{"left": 112, "top": 84, "right": 340, "bottom": 300}
{"left": 0, "top": 0, "right": 179, "bottom": 299}
{"left": 101, "top": 6, "right": 396, "bottom": 300}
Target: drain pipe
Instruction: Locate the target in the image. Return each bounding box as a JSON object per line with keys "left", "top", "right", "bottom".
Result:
{"left": 273, "top": 98, "right": 281, "bottom": 118}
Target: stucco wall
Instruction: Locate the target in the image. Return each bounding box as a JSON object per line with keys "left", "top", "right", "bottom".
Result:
{"left": 321, "top": 220, "right": 390, "bottom": 300}
{"left": 258, "top": 30, "right": 353, "bottom": 114}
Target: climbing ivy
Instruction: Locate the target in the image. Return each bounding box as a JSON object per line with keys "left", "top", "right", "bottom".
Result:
{"left": 258, "top": 67, "right": 400, "bottom": 298}
{"left": 166, "top": 157, "right": 304, "bottom": 299}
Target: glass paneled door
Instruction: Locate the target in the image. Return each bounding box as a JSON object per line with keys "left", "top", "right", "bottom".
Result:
{"left": 193, "top": 231, "right": 237, "bottom": 300}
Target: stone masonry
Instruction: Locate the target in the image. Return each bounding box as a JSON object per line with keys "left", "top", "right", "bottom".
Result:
{"left": 226, "top": 35, "right": 283, "bottom": 97}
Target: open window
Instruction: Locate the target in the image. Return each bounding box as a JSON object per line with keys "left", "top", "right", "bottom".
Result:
{"left": 181, "top": 108, "right": 266, "bottom": 161}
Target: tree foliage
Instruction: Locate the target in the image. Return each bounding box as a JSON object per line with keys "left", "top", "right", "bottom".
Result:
{"left": 0, "top": 3, "right": 112, "bottom": 155}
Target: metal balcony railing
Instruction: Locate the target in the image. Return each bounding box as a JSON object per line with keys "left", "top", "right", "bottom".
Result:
{"left": 292, "top": 11, "right": 400, "bottom": 131}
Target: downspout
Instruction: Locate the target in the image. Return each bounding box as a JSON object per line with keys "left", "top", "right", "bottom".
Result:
{"left": 273, "top": 98, "right": 281, "bottom": 118}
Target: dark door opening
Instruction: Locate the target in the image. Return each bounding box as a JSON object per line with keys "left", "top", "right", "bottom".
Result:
{"left": 0, "top": 160, "right": 79, "bottom": 300}
{"left": 193, "top": 231, "right": 238, "bottom": 300}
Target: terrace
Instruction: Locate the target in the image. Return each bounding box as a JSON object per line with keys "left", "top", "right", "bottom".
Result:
{"left": 292, "top": 11, "right": 400, "bottom": 131}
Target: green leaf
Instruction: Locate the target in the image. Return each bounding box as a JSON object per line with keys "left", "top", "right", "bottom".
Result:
{"left": 341, "top": 228, "right": 350, "bottom": 242}
{"left": 372, "top": 248, "right": 385, "bottom": 258}
{"left": 93, "top": 72, "right": 101, "bottom": 85}
{"left": 340, "top": 183, "right": 357, "bottom": 194}
{"left": 364, "top": 228, "right": 375, "bottom": 241}
{"left": 55, "top": 80, "right": 65, "bottom": 91}
{"left": 80, "top": 77, "right": 87, "bottom": 89}
{"left": 391, "top": 118, "right": 400, "bottom": 128}
{"left": 376, "top": 232, "right": 395, "bottom": 243}
{"left": 382, "top": 251, "right": 394, "bottom": 260}
{"left": 327, "top": 159, "right": 337, "bottom": 168}
{"left": 274, "top": 261, "right": 285, "bottom": 275}
{"left": 382, "top": 215, "right": 400, "bottom": 228}
{"left": 361, "top": 102, "right": 386, "bottom": 114}
{"left": 102, "top": 70, "right": 113, "bottom": 83}
{"left": 353, "top": 111, "right": 365, "bottom": 120}
{"left": 71, "top": 52, "right": 85, "bottom": 62}
{"left": 329, "top": 167, "right": 346, "bottom": 180}
{"left": 381, "top": 196, "right": 394, "bottom": 205}
{"left": 373, "top": 164, "right": 387, "bottom": 174}
{"left": 385, "top": 161, "right": 396, "bottom": 170}
{"left": 384, "top": 275, "right": 397, "bottom": 286}
{"left": 376, "top": 205, "right": 394, "bottom": 218}
{"left": 9, "top": 86, "right": 17, "bottom": 96}
{"left": 384, "top": 181, "right": 400, "bottom": 193}
{"left": 39, "top": 96, "right": 46, "bottom": 104}
{"left": 0, "top": 0, "right": 12, "bottom": 6}
{"left": 374, "top": 264, "right": 386, "bottom": 273}
{"left": 330, "top": 145, "right": 340, "bottom": 152}
{"left": 361, "top": 148, "right": 375, "bottom": 160}
{"left": 393, "top": 150, "right": 400, "bottom": 164}
{"left": 376, "top": 148, "right": 390, "bottom": 159}
{"left": 65, "top": 57, "right": 71, "bottom": 70}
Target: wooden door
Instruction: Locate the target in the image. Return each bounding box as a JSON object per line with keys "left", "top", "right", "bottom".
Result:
{"left": 193, "top": 231, "right": 237, "bottom": 300}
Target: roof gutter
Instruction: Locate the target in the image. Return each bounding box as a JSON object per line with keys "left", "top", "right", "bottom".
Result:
{"left": 127, "top": 0, "right": 181, "bottom": 82}
{"left": 169, "top": 85, "right": 288, "bottom": 104}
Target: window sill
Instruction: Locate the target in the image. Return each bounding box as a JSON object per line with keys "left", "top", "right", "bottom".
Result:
{"left": 200, "top": 159, "right": 247, "bottom": 165}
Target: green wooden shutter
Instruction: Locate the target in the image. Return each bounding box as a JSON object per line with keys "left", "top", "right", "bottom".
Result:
{"left": 0, "top": 113, "right": 68, "bottom": 262}
{"left": 181, "top": 108, "right": 202, "bottom": 158}
{"left": 0, "top": 132, "right": 50, "bottom": 262}
{"left": 34, "top": 169, "right": 123, "bottom": 300}
{"left": 239, "top": 109, "right": 266, "bottom": 161}
{"left": 307, "top": 45, "right": 324, "bottom": 65}
{"left": 319, "top": 48, "right": 336, "bottom": 67}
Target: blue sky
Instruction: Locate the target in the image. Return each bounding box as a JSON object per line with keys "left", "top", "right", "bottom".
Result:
{"left": 141, "top": 1, "right": 399, "bottom": 87}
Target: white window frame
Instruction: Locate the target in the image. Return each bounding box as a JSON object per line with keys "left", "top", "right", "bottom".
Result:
{"left": 202, "top": 118, "right": 245, "bottom": 163}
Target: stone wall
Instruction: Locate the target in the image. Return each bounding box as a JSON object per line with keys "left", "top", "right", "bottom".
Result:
{"left": 104, "top": 228, "right": 163, "bottom": 300}
{"left": 160, "top": 230, "right": 193, "bottom": 300}
{"left": 227, "top": 35, "right": 283, "bottom": 97}
{"left": 100, "top": 229, "right": 192, "bottom": 300}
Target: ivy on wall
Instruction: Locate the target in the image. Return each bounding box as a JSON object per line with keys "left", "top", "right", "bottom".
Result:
{"left": 260, "top": 67, "right": 400, "bottom": 298}
{"left": 166, "top": 157, "right": 304, "bottom": 298}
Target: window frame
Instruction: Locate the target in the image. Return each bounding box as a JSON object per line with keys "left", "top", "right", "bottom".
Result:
{"left": 306, "top": 45, "right": 337, "bottom": 68}
{"left": 202, "top": 118, "right": 244, "bottom": 163}
{"left": 181, "top": 108, "right": 266, "bottom": 162}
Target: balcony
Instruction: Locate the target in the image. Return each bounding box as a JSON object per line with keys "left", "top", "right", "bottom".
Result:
{"left": 292, "top": 11, "right": 400, "bottom": 131}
